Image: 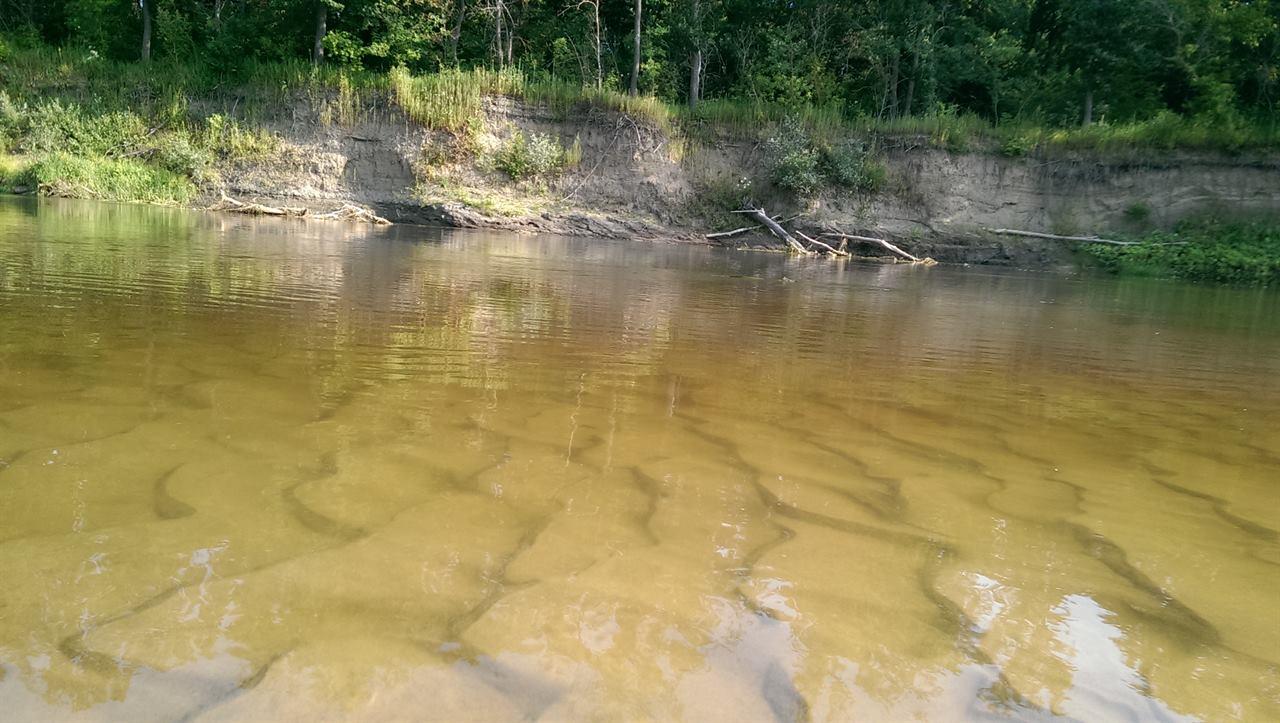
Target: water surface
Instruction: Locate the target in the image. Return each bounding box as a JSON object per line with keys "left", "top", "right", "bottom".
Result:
{"left": 1, "top": 197, "right": 1278, "bottom": 721}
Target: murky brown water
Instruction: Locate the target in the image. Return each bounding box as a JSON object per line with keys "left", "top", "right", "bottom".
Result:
{"left": 1, "top": 197, "right": 1278, "bottom": 722}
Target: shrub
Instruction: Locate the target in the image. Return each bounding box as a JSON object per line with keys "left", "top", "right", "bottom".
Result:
{"left": 689, "top": 175, "right": 756, "bottom": 228}
{"left": 821, "top": 140, "right": 884, "bottom": 192}
{"left": 1124, "top": 203, "right": 1151, "bottom": 223}
{"left": 20, "top": 102, "right": 150, "bottom": 156}
{"left": 493, "top": 130, "right": 565, "bottom": 180}
{"left": 765, "top": 116, "right": 823, "bottom": 197}
{"left": 767, "top": 116, "right": 885, "bottom": 196}
{"left": 153, "top": 133, "right": 212, "bottom": 180}
{"left": 0, "top": 91, "right": 20, "bottom": 152}
{"left": 1082, "top": 219, "right": 1280, "bottom": 286}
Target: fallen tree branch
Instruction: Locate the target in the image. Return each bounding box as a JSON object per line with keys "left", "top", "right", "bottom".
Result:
{"left": 211, "top": 194, "right": 391, "bottom": 225}
{"left": 212, "top": 193, "right": 308, "bottom": 217}
{"left": 705, "top": 214, "right": 803, "bottom": 242}
{"left": 795, "top": 230, "right": 849, "bottom": 257}
{"left": 733, "top": 208, "right": 812, "bottom": 254}
{"left": 986, "top": 228, "right": 1186, "bottom": 247}
{"left": 312, "top": 203, "right": 392, "bottom": 225}
{"left": 705, "top": 225, "right": 755, "bottom": 240}
{"left": 820, "top": 231, "right": 937, "bottom": 265}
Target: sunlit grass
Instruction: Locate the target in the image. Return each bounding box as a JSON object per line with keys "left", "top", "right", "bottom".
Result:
{"left": 389, "top": 67, "right": 674, "bottom": 133}
{"left": 0, "top": 155, "right": 32, "bottom": 192}
{"left": 24, "top": 152, "right": 196, "bottom": 204}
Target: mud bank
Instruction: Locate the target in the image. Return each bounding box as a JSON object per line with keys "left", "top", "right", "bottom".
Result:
{"left": 217, "top": 96, "right": 1280, "bottom": 267}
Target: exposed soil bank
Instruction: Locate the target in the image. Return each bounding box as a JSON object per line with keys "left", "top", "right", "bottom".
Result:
{"left": 215, "top": 97, "right": 1280, "bottom": 267}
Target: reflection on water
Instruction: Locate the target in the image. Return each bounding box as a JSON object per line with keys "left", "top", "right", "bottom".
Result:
{"left": 0, "top": 196, "right": 1278, "bottom": 722}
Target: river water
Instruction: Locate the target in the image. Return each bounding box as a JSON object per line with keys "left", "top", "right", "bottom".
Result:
{"left": 0, "top": 197, "right": 1277, "bottom": 722}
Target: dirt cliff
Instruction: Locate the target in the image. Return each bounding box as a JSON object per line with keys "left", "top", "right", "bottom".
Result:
{"left": 217, "top": 95, "right": 1280, "bottom": 266}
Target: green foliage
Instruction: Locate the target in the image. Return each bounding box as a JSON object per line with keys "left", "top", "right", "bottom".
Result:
{"left": 1124, "top": 203, "right": 1152, "bottom": 223}
{"left": 390, "top": 65, "right": 675, "bottom": 135}
{"left": 564, "top": 136, "right": 584, "bottom": 168}
{"left": 766, "top": 116, "right": 885, "bottom": 197}
{"left": 1082, "top": 220, "right": 1280, "bottom": 286}
{"left": 19, "top": 102, "right": 150, "bottom": 157}
{"left": 493, "top": 131, "right": 567, "bottom": 180}
{"left": 821, "top": 141, "right": 885, "bottom": 193}
{"left": 687, "top": 175, "right": 757, "bottom": 229}
{"left": 152, "top": 134, "right": 212, "bottom": 181}
{"left": 765, "top": 117, "right": 824, "bottom": 197}
{"left": 200, "top": 114, "right": 278, "bottom": 160}
{"left": 25, "top": 153, "right": 196, "bottom": 204}
{"left": 3, "top": 0, "right": 1276, "bottom": 145}
{"left": 0, "top": 92, "right": 19, "bottom": 153}
{"left": 0, "top": 155, "right": 31, "bottom": 192}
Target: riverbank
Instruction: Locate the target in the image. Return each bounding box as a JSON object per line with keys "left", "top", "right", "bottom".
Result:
{"left": 3, "top": 45, "right": 1279, "bottom": 273}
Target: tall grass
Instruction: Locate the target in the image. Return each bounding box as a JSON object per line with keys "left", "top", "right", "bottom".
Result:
{"left": 0, "top": 155, "right": 30, "bottom": 192}
{"left": 682, "top": 100, "right": 848, "bottom": 141}
{"left": 389, "top": 66, "right": 674, "bottom": 133}
{"left": 23, "top": 152, "right": 196, "bottom": 204}
{"left": 1009, "top": 112, "right": 1280, "bottom": 154}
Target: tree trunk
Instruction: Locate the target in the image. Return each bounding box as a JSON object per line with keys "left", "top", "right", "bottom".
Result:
{"left": 888, "top": 53, "right": 900, "bottom": 119}
{"left": 628, "top": 0, "right": 642, "bottom": 96}
{"left": 312, "top": 2, "right": 327, "bottom": 65}
{"left": 494, "top": 3, "right": 504, "bottom": 67}
{"left": 1082, "top": 87, "right": 1094, "bottom": 126}
{"left": 903, "top": 53, "right": 918, "bottom": 117}
{"left": 140, "top": 0, "right": 152, "bottom": 62}
{"left": 688, "top": 0, "right": 702, "bottom": 109}
{"left": 689, "top": 48, "right": 703, "bottom": 109}
{"left": 592, "top": 1, "right": 602, "bottom": 90}
{"left": 449, "top": 0, "right": 465, "bottom": 65}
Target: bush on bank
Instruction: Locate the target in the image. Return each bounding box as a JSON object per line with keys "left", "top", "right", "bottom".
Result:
{"left": 1082, "top": 220, "right": 1280, "bottom": 286}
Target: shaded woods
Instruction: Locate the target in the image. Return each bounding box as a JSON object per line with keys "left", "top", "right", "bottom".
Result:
{"left": 1, "top": 0, "right": 1276, "bottom": 130}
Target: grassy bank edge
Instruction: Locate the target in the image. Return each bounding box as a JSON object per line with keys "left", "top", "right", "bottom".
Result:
{"left": 4, "top": 42, "right": 1277, "bottom": 155}
{"left": 1078, "top": 220, "right": 1280, "bottom": 286}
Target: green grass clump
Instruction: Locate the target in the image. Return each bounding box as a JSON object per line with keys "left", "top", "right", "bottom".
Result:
{"left": 1083, "top": 220, "right": 1280, "bottom": 286}
{"left": 0, "top": 155, "right": 32, "bottom": 192}
{"left": 199, "top": 113, "right": 278, "bottom": 160}
{"left": 25, "top": 153, "right": 196, "bottom": 204}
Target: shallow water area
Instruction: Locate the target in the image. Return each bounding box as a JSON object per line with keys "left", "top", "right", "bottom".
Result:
{"left": 0, "top": 196, "right": 1278, "bottom": 721}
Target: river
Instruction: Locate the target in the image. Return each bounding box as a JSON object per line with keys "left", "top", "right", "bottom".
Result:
{"left": 1, "top": 197, "right": 1277, "bottom": 721}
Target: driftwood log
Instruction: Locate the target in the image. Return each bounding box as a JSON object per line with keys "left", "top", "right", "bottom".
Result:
{"left": 795, "top": 230, "right": 849, "bottom": 257}
{"left": 820, "top": 232, "right": 937, "bottom": 265}
{"left": 705, "top": 225, "right": 756, "bottom": 240}
{"left": 986, "top": 228, "right": 1186, "bottom": 247}
{"left": 717, "top": 207, "right": 936, "bottom": 264}
{"left": 211, "top": 194, "right": 391, "bottom": 225}
{"left": 732, "top": 208, "right": 812, "bottom": 255}
{"left": 313, "top": 203, "right": 393, "bottom": 225}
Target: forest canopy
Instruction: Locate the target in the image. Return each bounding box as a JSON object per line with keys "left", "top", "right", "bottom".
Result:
{"left": 1, "top": 0, "right": 1277, "bottom": 129}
